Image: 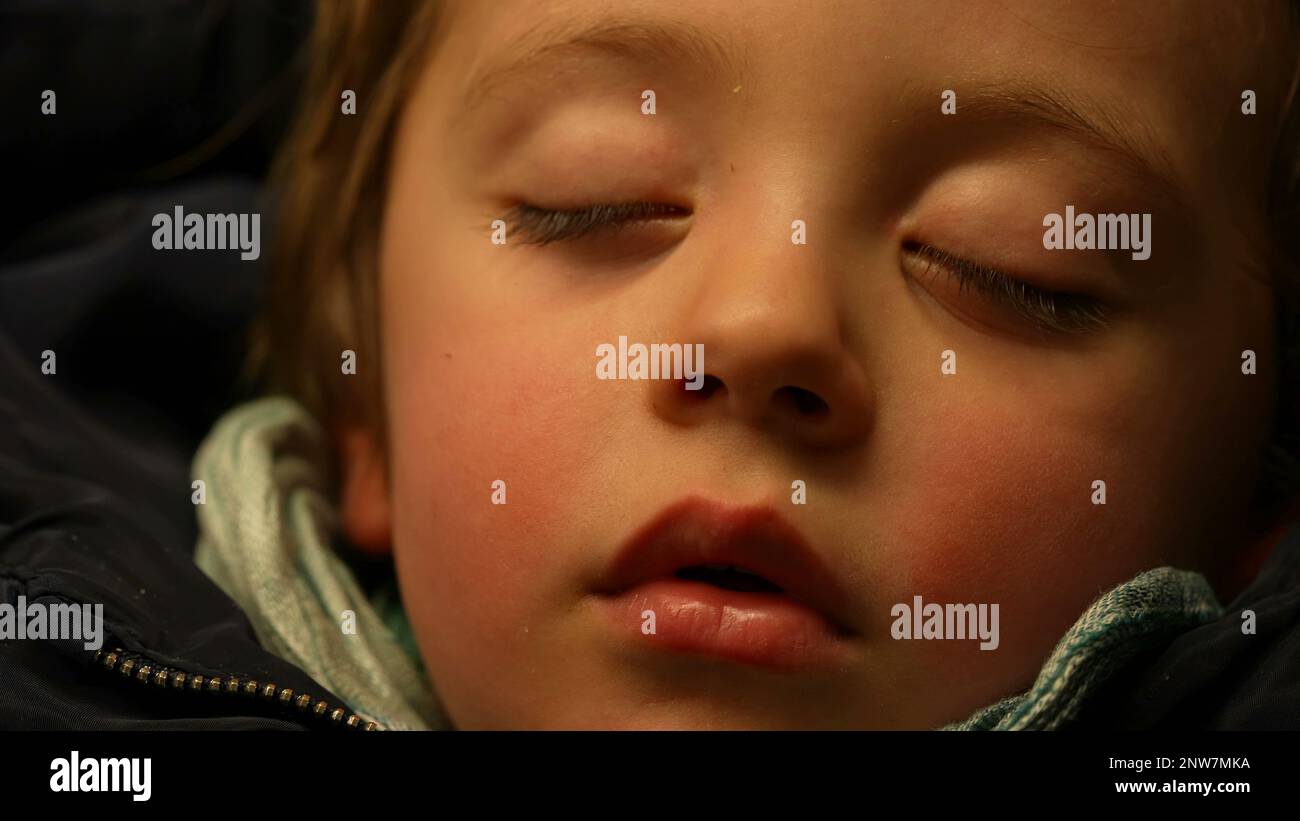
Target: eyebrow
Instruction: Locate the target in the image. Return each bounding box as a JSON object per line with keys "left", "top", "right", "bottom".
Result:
{"left": 954, "top": 81, "right": 1192, "bottom": 214}
{"left": 455, "top": 17, "right": 748, "bottom": 122}
{"left": 453, "top": 18, "right": 1193, "bottom": 220}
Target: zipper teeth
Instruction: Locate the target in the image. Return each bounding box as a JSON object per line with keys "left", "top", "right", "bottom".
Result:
{"left": 94, "top": 647, "right": 378, "bottom": 731}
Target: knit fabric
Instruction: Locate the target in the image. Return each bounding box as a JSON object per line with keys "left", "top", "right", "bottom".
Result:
{"left": 193, "top": 397, "right": 449, "bottom": 730}
{"left": 944, "top": 567, "right": 1223, "bottom": 730}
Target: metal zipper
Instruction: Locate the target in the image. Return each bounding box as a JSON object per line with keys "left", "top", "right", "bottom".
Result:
{"left": 94, "top": 647, "right": 379, "bottom": 731}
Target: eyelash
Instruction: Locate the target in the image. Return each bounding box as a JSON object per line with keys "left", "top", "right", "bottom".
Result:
{"left": 503, "top": 201, "right": 690, "bottom": 245}
{"left": 903, "top": 241, "right": 1110, "bottom": 335}
{"left": 501, "top": 204, "right": 1108, "bottom": 335}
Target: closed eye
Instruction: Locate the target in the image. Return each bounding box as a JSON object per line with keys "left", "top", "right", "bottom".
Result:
{"left": 503, "top": 201, "right": 691, "bottom": 246}
{"left": 902, "top": 240, "right": 1110, "bottom": 335}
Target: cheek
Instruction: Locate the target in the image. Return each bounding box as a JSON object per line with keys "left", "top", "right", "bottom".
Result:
{"left": 892, "top": 410, "right": 1128, "bottom": 657}
{"left": 873, "top": 356, "right": 1187, "bottom": 701}
{"left": 378, "top": 241, "right": 631, "bottom": 721}
{"left": 380, "top": 321, "right": 588, "bottom": 724}
{"left": 384, "top": 314, "right": 599, "bottom": 613}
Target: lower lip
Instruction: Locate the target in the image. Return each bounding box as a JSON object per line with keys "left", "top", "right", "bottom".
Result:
{"left": 596, "top": 578, "right": 854, "bottom": 670}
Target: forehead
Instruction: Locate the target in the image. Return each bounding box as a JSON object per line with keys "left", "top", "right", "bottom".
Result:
{"left": 431, "top": 0, "right": 1288, "bottom": 207}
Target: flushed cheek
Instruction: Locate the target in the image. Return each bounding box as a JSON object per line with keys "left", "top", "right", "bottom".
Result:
{"left": 883, "top": 404, "right": 1157, "bottom": 694}
{"left": 382, "top": 310, "right": 622, "bottom": 654}
{"left": 385, "top": 348, "right": 617, "bottom": 726}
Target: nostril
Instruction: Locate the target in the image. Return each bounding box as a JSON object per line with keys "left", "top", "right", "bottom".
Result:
{"left": 774, "top": 386, "right": 829, "bottom": 416}
{"left": 683, "top": 374, "right": 725, "bottom": 399}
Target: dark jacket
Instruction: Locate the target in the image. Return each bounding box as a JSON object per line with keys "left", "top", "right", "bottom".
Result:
{"left": 0, "top": 179, "right": 369, "bottom": 730}
{"left": 0, "top": 0, "right": 360, "bottom": 731}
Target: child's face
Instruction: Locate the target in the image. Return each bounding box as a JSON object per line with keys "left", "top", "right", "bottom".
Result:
{"left": 360, "top": 0, "right": 1281, "bottom": 728}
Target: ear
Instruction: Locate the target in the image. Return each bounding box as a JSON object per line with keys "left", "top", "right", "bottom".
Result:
{"left": 336, "top": 424, "right": 393, "bottom": 556}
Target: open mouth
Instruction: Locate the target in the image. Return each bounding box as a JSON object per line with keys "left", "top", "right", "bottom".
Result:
{"left": 673, "top": 564, "right": 785, "bottom": 594}
{"left": 594, "top": 498, "right": 858, "bottom": 669}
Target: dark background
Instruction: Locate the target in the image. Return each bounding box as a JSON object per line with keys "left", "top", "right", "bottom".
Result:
{"left": 1, "top": 0, "right": 310, "bottom": 459}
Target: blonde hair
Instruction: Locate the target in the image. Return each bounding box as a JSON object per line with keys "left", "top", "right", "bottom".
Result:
{"left": 250, "top": 0, "right": 443, "bottom": 465}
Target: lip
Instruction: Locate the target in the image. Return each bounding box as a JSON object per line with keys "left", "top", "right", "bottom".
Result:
{"left": 592, "top": 497, "right": 858, "bottom": 670}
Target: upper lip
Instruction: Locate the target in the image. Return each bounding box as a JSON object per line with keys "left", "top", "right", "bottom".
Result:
{"left": 597, "top": 496, "right": 858, "bottom": 635}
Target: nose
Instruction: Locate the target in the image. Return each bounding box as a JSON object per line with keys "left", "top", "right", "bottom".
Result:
{"left": 647, "top": 236, "right": 874, "bottom": 451}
